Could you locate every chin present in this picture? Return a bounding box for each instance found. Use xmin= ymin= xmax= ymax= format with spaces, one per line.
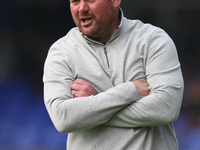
xmin=81 ymin=27 xmax=96 ymax=36
xmin=82 ymin=31 xmax=93 ymax=37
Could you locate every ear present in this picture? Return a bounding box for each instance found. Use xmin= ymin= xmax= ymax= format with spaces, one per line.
xmin=112 ymin=0 xmax=121 ymax=8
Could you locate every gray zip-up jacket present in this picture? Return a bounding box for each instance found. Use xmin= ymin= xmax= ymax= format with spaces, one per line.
xmin=43 ymin=10 xmax=184 ymax=150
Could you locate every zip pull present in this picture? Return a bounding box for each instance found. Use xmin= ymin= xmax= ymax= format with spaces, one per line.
xmin=103 ymin=46 xmax=110 ymax=68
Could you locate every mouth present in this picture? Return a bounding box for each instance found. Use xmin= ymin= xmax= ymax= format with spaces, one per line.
xmin=80 ymin=17 xmax=93 ymax=26
xmin=82 ymin=18 xmax=92 ymax=22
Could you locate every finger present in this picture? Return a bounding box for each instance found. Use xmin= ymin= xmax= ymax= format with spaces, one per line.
xmin=71 ymin=90 xmax=76 ymax=97
xmin=88 ymin=90 xmax=94 ymax=96
xmin=92 ymin=89 xmax=98 ymax=95
xmin=73 ymin=90 xmax=80 ymax=98
xmin=89 ymin=89 xmax=98 ymax=95
xmin=71 ymin=82 xmax=81 ymax=91
xmin=74 ymin=78 xmax=88 ymax=85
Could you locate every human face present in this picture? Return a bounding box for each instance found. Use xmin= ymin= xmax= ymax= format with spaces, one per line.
xmin=70 ymin=0 xmax=121 ymax=43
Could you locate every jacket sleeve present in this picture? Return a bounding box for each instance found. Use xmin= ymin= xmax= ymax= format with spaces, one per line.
xmin=43 ymin=41 xmax=139 ymax=133
xmin=105 ymin=29 xmax=184 ymax=128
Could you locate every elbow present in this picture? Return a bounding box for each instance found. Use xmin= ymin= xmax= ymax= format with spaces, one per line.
xmin=157 ymin=83 xmax=183 ymax=125
xmin=54 ymin=121 xmax=72 ymax=133
xmin=159 ymin=103 xmax=181 ymax=125
xmin=45 ymin=99 xmax=76 ymax=133
xmin=46 ymin=108 xmax=75 ymax=133
xmin=165 ymin=109 xmax=180 ymax=124
xmin=165 ymin=88 xmax=183 ymax=124
xmin=51 ymin=114 xmax=76 ymax=133
xmin=169 ymin=101 xmax=182 ymax=123
xmin=153 ymin=109 xmax=179 ymax=126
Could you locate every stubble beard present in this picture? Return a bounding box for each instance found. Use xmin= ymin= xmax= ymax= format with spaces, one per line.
xmin=79 ymin=21 xmax=103 ymax=40
xmin=81 ymin=17 xmax=115 ymax=43
xmin=74 ymin=7 xmax=118 ymax=43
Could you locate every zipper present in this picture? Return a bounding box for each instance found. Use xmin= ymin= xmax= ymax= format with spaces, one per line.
xmin=103 ymin=46 xmax=110 ymax=68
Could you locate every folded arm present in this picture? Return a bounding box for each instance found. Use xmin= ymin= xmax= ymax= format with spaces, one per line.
xmin=71 ymin=79 xmax=149 ymax=99
xmin=105 ymin=29 xmax=184 ymax=128
xmin=73 ymin=29 xmax=184 ymax=128
xmin=43 ymin=44 xmax=140 ymax=133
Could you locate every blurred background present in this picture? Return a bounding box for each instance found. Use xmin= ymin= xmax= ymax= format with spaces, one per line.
xmin=0 ymin=0 xmax=199 ymax=149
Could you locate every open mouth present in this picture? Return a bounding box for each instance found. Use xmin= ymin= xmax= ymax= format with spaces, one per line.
xmin=81 ymin=18 xmax=92 ymax=23
xmin=79 ymin=16 xmax=93 ymax=27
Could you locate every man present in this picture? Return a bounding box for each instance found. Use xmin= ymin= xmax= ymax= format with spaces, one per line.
xmin=43 ymin=0 xmax=184 ymax=149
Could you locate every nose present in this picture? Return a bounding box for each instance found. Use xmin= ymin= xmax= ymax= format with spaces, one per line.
xmin=79 ymin=1 xmax=89 ymax=13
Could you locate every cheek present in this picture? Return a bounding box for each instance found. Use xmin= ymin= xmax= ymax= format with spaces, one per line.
xmin=96 ymin=4 xmax=112 ymax=18
xmin=98 ymin=9 xmax=112 ymax=23
xmin=70 ymin=6 xmax=78 ymax=18
xmin=70 ymin=7 xmax=79 ymax=24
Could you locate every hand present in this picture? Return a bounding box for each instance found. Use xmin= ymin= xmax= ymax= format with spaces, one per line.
xmin=71 ymin=78 xmax=98 ymax=98
xmin=133 ymin=80 xmax=150 ymax=99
